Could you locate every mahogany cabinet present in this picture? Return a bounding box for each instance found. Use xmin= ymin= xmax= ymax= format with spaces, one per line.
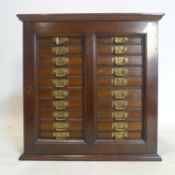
xmin=17 ymin=13 xmax=163 ymax=161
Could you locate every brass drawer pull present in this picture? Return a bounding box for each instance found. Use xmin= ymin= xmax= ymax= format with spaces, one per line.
xmin=53 ymin=122 xmax=69 ymax=131
xmin=112 ymin=57 xmax=128 ymax=65
xmin=112 ymin=78 xmax=128 ymax=86
xmin=53 ymin=132 xmax=69 ymax=139
xmin=112 ymin=132 xmax=128 ymax=139
xmin=53 ymin=57 xmax=69 ymax=66
xmin=53 ymin=111 xmax=69 ymax=120
xmin=52 ymin=79 xmax=69 ymax=88
xmin=112 ymin=123 xmax=128 ymax=131
xmin=53 ymin=101 xmax=69 ymax=110
xmin=112 ymin=37 xmax=128 ymax=43
xmin=112 ymin=111 xmax=128 ymax=120
xmin=52 ymin=90 xmax=69 ymax=99
xmin=112 ymin=90 xmax=128 ymax=99
xmin=53 ymin=37 xmax=69 ymax=45
xmin=111 ymin=46 xmax=128 ymax=54
xmin=52 ymin=47 xmax=69 ymax=55
xmin=112 ymin=101 xmax=128 ymax=110
xmin=53 ymin=68 xmax=69 ymax=77
xmin=112 ymin=68 xmax=128 ymax=77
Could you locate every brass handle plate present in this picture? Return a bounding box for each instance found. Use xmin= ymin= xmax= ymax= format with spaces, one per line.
xmin=53 ymin=68 xmax=69 ymax=77
xmin=53 ymin=132 xmax=70 ymax=139
xmin=53 ymin=101 xmax=69 ymax=110
xmin=112 ymin=78 xmax=128 ymax=86
xmin=112 ymin=123 xmax=128 ymax=131
xmin=53 ymin=122 xmax=69 ymax=131
xmin=112 ymin=68 xmax=128 ymax=76
xmin=111 ymin=46 xmax=128 ymax=54
xmin=52 ymin=90 xmax=69 ymax=99
xmin=52 ymin=79 xmax=69 ymax=88
xmin=112 ymin=37 xmax=128 ymax=43
xmin=112 ymin=111 xmax=128 ymax=120
xmin=53 ymin=111 xmax=69 ymax=120
xmin=112 ymin=101 xmax=128 ymax=110
xmin=53 ymin=37 xmax=69 ymax=45
xmin=53 ymin=57 xmax=69 ymax=66
xmin=112 ymin=90 xmax=128 ymax=99
xmin=112 ymin=132 xmax=128 ymax=139
xmin=52 ymin=47 xmax=69 ymax=55
xmin=112 ymin=57 xmax=128 ymax=65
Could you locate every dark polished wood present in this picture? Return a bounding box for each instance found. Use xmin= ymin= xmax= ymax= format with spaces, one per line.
xmin=17 ymin=13 xmax=163 ymax=161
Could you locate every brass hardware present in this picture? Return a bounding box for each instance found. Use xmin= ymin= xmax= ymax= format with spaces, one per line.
xmin=112 ymin=101 xmax=128 ymax=110
xmin=112 ymin=46 xmax=128 ymax=54
xmin=53 ymin=57 xmax=69 ymax=66
xmin=112 ymin=37 xmax=128 ymax=43
xmin=53 ymin=111 xmax=69 ymax=120
xmin=53 ymin=37 xmax=69 ymax=45
xmin=53 ymin=101 xmax=69 ymax=110
xmin=112 ymin=57 xmax=128 ymax=65
xmin=52 ymin=79 xmax=69 ymax=88
xmin=112 ymin=123 xmax=128 ymax=131
xmin=53 ymin=132 xmax=69 ymax=139
xmin=112 ymin=132 xmax=128 ymax=139
xmin=112 ymin=90 xmax=128 ymax=99
xmin=53 ymin=122 xmax=69 ymax=131
xmin=112 ymin=78 xmax=128 ymax=86
xmin=53 ymin=68 xmax=69 ymax=77
xmin=52 ymin=47 xmax=69 ymax=55
xmin=52 ymin=90 xmax=69 ymax=99
xmin=112 ymin=68 xmax=128 ymax=77
xmin=112 ymin=111 xmax=128 ymax=120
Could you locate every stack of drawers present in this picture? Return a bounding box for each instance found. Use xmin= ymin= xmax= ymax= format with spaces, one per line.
xmin=96 ymin=35 xmax=143 ymax=140
xmin=38 ymin=36 xmax=84 ymax=140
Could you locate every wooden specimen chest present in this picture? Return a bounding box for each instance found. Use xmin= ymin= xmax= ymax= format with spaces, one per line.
xmin=17 ymin=13 xmax=163 ymax=161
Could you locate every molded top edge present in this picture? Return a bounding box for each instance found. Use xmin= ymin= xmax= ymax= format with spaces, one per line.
xmin=17 ymin=13 xmax=164 ymax=22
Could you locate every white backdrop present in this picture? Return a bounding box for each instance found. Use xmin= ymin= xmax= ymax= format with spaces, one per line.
xmin=0 ymin=0 xmax=175 ymax=175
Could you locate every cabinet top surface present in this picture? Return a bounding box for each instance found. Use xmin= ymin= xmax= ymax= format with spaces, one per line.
xmin=17 ymin=13 xmax=164 ymax=22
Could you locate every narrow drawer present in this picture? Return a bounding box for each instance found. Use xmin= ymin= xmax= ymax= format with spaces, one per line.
xmin=40 ymin=131 xmax=83 ymax=139
xmin=98 ymin=55 xmax=142 ymax=66
xmin=98 ymin=100 xmax=142 ymax=110
xmin=39 ymin=89 xmax=82 ymax=99
xmin=39 ymin=79 xmax=82 ymax=88
xmin=97 ymin=110 xmax=142 ymax=121
xmin=97 ymin=67 xmax=141 ymax=77
xmin=97 ymin=131 xmax=142 ymax=139
xmin=97 ymin=122 xmax=142 ymax=131
xmin=97 ymin=89 xmax=142 ymax=99
xmin=98 ymin=77 xmax=142 ymax=87
xmin=40 ymin=121 xmax=82 ymax=131
xmin=98 ymin=45 xmax=142 ymax=55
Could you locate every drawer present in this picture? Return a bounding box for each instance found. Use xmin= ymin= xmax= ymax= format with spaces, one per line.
xmin=97 ymin=67 xmax=141 ymax=77
xmin=39 ymin=100 xmax=82 ymax=109
xmin=39 ymin=79 xmax=82 ymax=88
xmin=97 ymin=110 xmax=142 ymax=121
xmin=97 ymin=132 xmax=142 ymax=139
xmin=40 ymin=110 xmax=82 ymax=120
xmin=98 ymin=56 xmax=142 ymax=66
xmin=39 ymin=56 xmax=82 ymax=66
xmin=38 ymin=46 xmax=82 ymax=55
xmin=98 ymin=45 xmax=142 ymax=55
xmin=39 ymin=67 xmax=82 ymax=78
xmin=97 ymin=89 xmax=142 ymax=99
xmin=97 ymin=36 xmax=142 ymax=45
xmin=97 ymin=122 xmax=142 ymax=131
xmin=38 ymin=36 xmax=82 ymax=46
xmin=39 ymin=89 xmax=82 ymax=99
xmin=98 ymin=77 xmax=142 ymax=87
xmin=40 ymin=121 xmax=82 ymax=131
xmin=98 ymin=100 xmax=142 ymax=110
xmin=40 ymin=131 xmax=83 ymax=139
